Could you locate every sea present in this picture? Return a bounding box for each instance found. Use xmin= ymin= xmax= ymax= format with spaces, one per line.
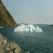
xmin=0 ymin=25 xmax=53 ymax=53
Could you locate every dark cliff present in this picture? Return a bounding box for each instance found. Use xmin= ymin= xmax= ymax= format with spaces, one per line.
xmin=0 ymin=0 xmax=17 ymax=27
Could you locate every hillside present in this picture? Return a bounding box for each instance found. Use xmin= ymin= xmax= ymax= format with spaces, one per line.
xmin=0 ymin=0 xmax=17 ymax=27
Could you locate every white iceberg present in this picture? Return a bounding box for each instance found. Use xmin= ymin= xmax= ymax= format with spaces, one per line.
xmin=14 ymin=24 xmax=43 ymax=32
xmin=15 ymin=24 xmax=29 ymax=32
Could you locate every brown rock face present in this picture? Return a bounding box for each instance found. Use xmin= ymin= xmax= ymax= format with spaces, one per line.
xmin=0 ymin=33 xmax=22 ymax=53
xmin=0 ymin=0 xmax=17 ymax=27
xmin=6 ymin=42 xmax=21 ymax=53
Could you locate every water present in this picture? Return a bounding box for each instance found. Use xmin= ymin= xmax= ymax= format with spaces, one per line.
xmin=0 ymin=25 xmax=53 ymax=53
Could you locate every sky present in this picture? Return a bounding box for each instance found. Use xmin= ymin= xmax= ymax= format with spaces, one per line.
xmin=2 ymin=0 xmax=53 ymax=24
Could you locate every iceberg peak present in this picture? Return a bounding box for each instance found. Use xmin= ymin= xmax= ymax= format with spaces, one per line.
xmin=14 ymin=24 xmax=43 ymax=32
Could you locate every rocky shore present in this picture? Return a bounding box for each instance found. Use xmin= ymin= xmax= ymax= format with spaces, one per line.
xmin=0 ymin=33 xmax=21 ymax=53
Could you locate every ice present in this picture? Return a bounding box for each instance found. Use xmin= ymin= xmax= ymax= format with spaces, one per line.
xmin=14 ymin=24 xmax=43 ymax=32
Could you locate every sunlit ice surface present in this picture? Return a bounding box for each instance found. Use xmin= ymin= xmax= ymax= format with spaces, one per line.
xmin=14 ymin=24 xmax=43 ymax=33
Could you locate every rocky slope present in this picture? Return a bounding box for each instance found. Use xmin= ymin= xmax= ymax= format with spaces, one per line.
xmin=0 ymin=33 xmax=21 ymax=53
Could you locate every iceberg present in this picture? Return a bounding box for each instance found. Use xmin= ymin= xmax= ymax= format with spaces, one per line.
xmin=14 ymin=24 xmax=43 ymax=32
xmin=15 ymin=24 xmax=29 ymax=32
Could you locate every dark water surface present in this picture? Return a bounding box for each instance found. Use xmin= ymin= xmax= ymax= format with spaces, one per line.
xmin=0 ymin=26 xmax=53 ymax=53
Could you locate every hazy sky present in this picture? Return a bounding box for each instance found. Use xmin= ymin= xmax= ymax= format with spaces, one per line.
xmin=2 ymin=0 xmax=53 ymax=24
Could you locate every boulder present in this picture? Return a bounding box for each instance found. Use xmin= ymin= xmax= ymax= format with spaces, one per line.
xmin=5 ymin=42 xmax=21 ymax=53
xmin=0 ymin=33 xmax=22 ymax=53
